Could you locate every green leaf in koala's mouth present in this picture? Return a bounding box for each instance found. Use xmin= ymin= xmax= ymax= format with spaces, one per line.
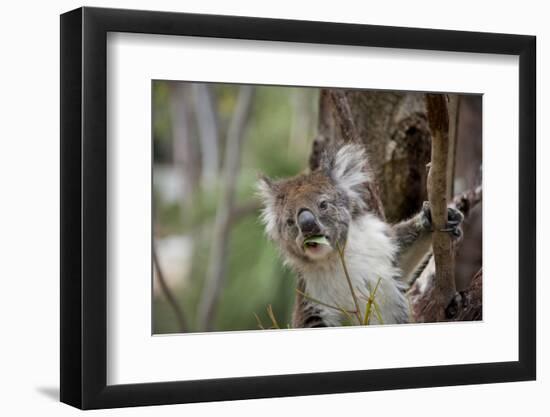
xmin=303 ymin=235 xmax=330 ymax=248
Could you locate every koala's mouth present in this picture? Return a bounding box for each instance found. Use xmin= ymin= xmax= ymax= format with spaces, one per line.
xmin=302 ymin=235 xmax=331 ymax=251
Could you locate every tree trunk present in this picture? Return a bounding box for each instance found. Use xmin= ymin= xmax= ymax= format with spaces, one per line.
xmin=311 ymin=89 xmax=432 ymax=223
xmin=311 ymin=88 xmax=482 ymax=322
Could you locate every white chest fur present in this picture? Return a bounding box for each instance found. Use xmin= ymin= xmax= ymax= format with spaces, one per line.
xmin=301 ymin=214 xmax=409 ymax=325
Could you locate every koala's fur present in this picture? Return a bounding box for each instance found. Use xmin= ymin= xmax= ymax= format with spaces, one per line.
xmin=257 ymin=143 xmax=462 ymax=328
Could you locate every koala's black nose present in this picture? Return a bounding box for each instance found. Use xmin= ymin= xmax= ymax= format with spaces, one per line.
xmin=298 ymin=209 xmax=320 ymax=235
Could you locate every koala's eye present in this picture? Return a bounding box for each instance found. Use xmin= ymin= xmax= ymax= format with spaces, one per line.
xmin=286 ymin=218 xmax=295 ymax=227
xmin=319 ymin=200 xmax=328 ymax=210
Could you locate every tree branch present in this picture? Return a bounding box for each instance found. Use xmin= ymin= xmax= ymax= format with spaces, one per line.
xmin=152 ymin=240 xmax=188 ymax=332
xmin=170 ymin=83 xmax=200 ymax=199
xmin=191 ymin=83 xmax=220 ymax=190
xmin=447 ymin=95 xmax=460 ymax=199
xmin=425 ymin=93 xmax=456 ymax=320
xmin=197 ymin=86 xmax=255 ymax=331
xmin=408 ymin=183 xmax=482 ymax=322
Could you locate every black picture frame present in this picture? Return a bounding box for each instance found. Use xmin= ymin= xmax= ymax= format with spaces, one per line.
xmin=60 ymin=6 xmax=536 ymax=410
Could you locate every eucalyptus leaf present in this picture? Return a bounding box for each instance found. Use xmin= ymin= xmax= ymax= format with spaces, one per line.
xmin=303 ymin=235 xmax=330 ymax=247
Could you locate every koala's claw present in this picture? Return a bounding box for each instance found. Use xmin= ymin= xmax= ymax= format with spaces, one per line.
xmin=422 ymin=202 xmax=464 ymax=239
xmin=443 ymin=207 xmax=464 ymax=238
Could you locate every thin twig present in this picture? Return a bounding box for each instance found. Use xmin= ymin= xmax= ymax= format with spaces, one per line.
xmin=372 ymin=301 xmax=384 ymax=324
xmin=295 ymin=289 xmax=357 ymax=324
xmin=336 ymin=242 xmax=363 ymax=323
xmin=254 ymin=306 xmax=288 ymax=330
xmin=295 ymin=289 xmax=355 ymax=314
xmin=363 ymin=278 xmax=382 ymax=325
xmin=266 ymin=305 xmax=281 ymax=329
xmin=253 ymin=312 xmax=265 ymax=330
xmin=152 ymin=240 xmax=188 ymax=332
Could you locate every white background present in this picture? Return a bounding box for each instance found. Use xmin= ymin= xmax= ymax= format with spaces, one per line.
xmin=0 ymin=0 xmax=545 ymax=415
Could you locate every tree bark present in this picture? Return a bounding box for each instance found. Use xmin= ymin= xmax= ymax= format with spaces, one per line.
xmin=311 ymin=89 xmax=482 ymax=322
xmin=311 ymin=89 xmax=432 ymax=223
xmin=447 ymin=95 xmax=460 ymax=199
xmin=423 ymin=93 xmax=456 ymax=320
xmin=408 ymin=186 xmax=482 ymax=322
xmin=453 ymin=269 xmax=482 ymax=321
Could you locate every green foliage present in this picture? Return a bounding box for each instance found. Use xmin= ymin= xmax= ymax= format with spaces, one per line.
xmin=243 ymin=86 xmax=306 ymax=177
xmin=215 ymin=217 xmax=295 ymax=331
xmin=152 ymin=82 xmax=315 ymax=333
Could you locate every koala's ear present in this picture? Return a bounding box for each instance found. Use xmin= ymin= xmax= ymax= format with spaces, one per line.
xmin=321 ymin=144 xmax=370 ymax=201
xmin=256 ymin=174 xmax=277 ymax=204
xmin=256 ymin=174 xmax=279 ymax=239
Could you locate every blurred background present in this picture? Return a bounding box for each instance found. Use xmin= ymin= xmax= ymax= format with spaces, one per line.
xmin=152 ymin=81 xmax=482 ymax=334
xmin=153 ymin=81 xmax=319 ymax=333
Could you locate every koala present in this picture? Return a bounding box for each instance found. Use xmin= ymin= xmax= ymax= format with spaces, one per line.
xmin=257 ymin=143 xmax=463 ymax=328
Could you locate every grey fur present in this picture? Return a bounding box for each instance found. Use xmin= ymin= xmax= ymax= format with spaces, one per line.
xmin=258 ymin=144 xmax=464 ymax=328
xmin=392 ymin=201 xmax=464 ymax=283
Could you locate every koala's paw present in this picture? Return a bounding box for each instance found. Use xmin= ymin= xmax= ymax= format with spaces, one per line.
xmin=421 ymin=201 xmax=464 ymax=239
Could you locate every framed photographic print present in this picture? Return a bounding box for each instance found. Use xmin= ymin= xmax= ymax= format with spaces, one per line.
xmin=60 ymin=6 xmax=536 ymax=409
